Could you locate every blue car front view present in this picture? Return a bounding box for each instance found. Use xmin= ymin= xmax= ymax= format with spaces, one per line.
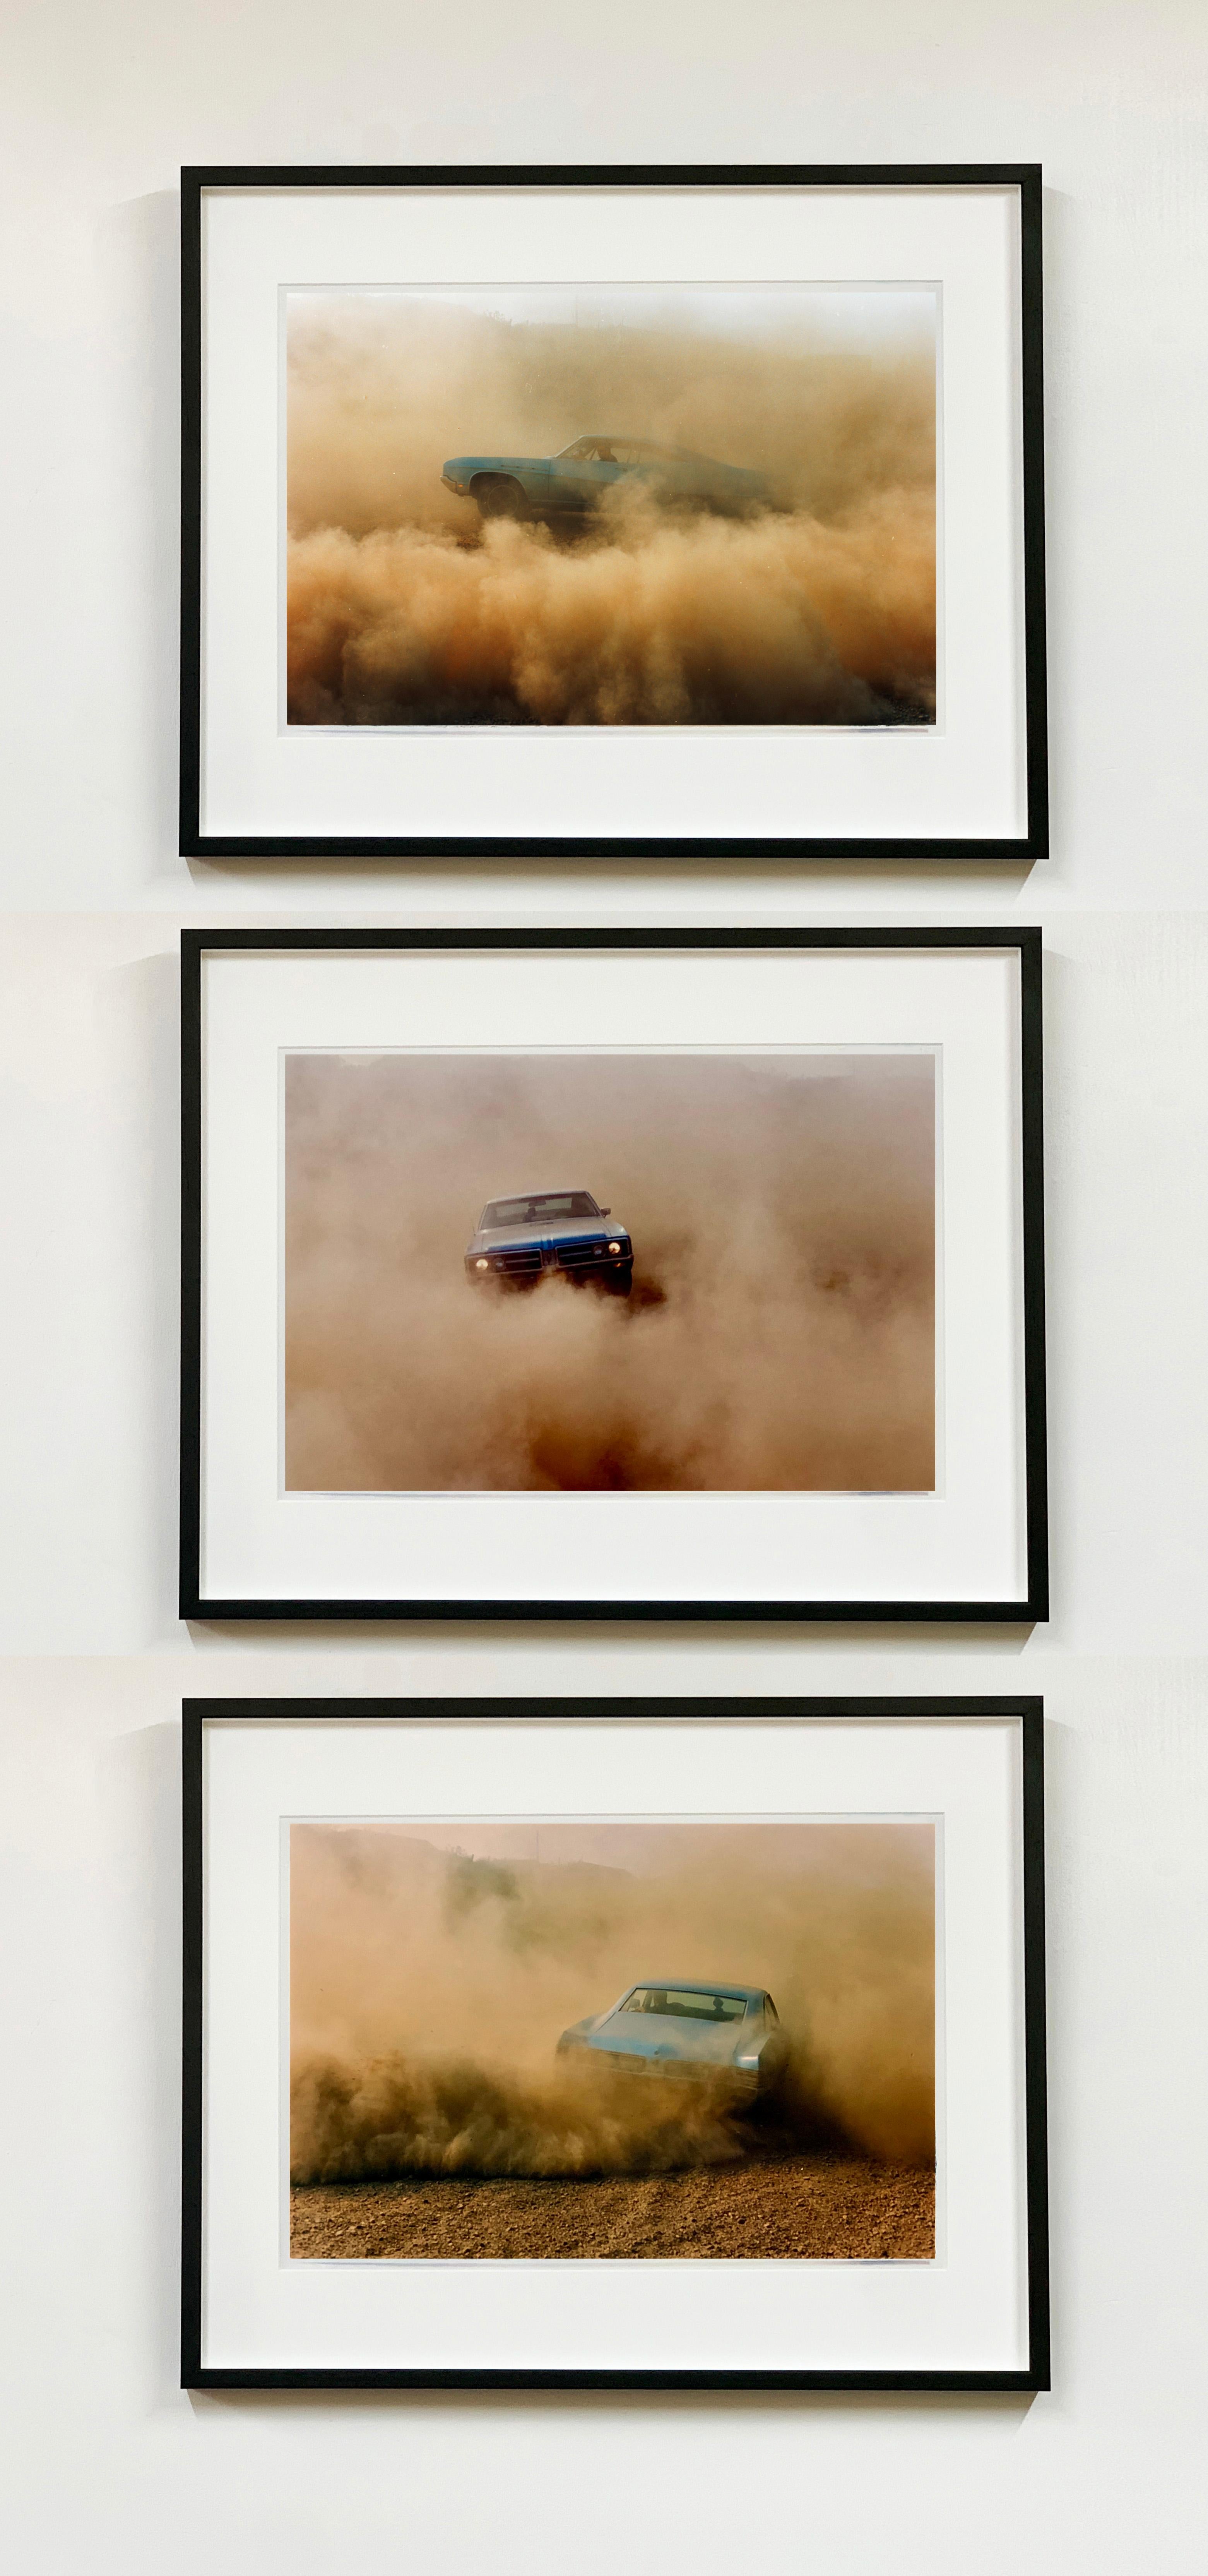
xmin=464 ymin=1189 xmax=633 ymax=1296
xmin=557 ymin=1981 xmax=789 ymax=2098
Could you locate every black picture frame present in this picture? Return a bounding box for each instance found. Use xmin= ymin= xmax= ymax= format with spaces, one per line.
xmin=181 ymin=1692 xmax=1050 ymax=2393
xmin=180 ymin=163 xmax=1048 ymax=863
xmin=180 ymin=924 xmax=1048 ymax=1626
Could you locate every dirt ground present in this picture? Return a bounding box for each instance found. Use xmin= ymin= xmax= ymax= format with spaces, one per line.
xmin=290 ymin=2144 xmax=934 ymax=2262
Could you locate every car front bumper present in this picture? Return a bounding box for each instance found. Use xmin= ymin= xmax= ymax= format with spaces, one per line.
xmin=466 ymin=1246 xmax=632 ymax=1284
xmin=577 ymin=2046 xmax=759 ymax=2093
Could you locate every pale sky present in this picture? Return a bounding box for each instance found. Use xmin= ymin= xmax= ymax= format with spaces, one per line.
xmin=298 ymin=1817 xmax=936 ymax=1875
xmin=289 ymin=282 xmax=937 ymax=356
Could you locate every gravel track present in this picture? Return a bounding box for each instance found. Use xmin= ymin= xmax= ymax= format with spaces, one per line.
xmin=291 ymin=2146 xmax=934 ymax=2262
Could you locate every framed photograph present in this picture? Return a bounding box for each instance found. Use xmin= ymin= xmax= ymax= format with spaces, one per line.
xmin=180 ymin=927 xmax=1047 ymax=1624
xmin=181 ymin=1693 xmax=1049 ymax=2391
xmin=180 ymin=164 xmax=1047 ymax=861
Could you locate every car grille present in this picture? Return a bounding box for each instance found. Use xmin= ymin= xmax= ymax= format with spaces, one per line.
xmin=556 ymin=1241 xmax=615 ymax=1270
xmin=597 ymin=2050 xmax=707 ymax=2081
xmin=601 ymin=2045 xmax=757 ymax=2085
xmin=488 ymin=1247 xmax=542 ymax=1276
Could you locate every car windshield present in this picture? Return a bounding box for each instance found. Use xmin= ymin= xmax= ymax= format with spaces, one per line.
xmin=619 ymin=1988 xmax=751 ymax=2023
xmin=481 ymin=1193 xmax=600 ymax=1226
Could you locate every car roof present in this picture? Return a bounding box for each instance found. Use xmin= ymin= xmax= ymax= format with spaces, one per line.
xmin=621 ymin=1979 xmax=767 ymax=2002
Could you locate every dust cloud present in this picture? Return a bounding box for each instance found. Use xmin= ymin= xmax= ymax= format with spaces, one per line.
xmin=284 ymin=1049 xmax=935 ymax=1495
xmin=290 ymin=1820 xmax=936 ymax=2184
xmin=286 ymin=294 xmax=936 ymax=725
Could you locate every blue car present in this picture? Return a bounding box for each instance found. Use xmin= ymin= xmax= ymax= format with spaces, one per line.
xmin=556 ymin=1981 xmax=789 ymax=2097
xmin=442 ymin=436 xmax=769 ymax=523
xmin=465 ymin=1189 xmax=633 ymax=1294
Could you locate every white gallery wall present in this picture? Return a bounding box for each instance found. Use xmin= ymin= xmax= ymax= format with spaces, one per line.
xmin=1 ymin=2 xmax=1206 ymax=2568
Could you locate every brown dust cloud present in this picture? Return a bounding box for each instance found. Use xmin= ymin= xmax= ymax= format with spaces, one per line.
xmin=290 ymin=1819 xmax=936 ymax=2193
xmin=286 ymin=291 xmax=936 ymax=727
xmin=284 ymin=1051 xmax=936 ymax=1495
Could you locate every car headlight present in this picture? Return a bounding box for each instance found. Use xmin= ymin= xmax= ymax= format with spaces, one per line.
xmin=474 ymin=1258 xmax=489 ymax=1270
xmin=608 ymin=1240 xmax=623 ymax=1254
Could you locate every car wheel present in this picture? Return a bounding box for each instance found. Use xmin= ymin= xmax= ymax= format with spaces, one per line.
xmin=602 ymin=1265 xmax=633 ymax=1298
xmin=473 ymin=475 xmax=528 ymax=521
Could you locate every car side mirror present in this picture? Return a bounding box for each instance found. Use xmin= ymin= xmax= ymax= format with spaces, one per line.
xmin=600 ymin=1207 xmax=610 ymax=1216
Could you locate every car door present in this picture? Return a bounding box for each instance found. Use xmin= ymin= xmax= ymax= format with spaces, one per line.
xmin=546 ymin=439 xmax=596 ymax=511
xmin=549 ymin=439 xmax=627 ymax=511
xmin=577 ymin=442 xmax=630 ymax=507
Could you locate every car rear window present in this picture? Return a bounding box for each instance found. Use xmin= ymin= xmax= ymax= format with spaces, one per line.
xmin=620 ymin=1988 xmax=751 ymax=2022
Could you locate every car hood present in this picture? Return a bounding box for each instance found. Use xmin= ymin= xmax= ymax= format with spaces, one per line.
xmin=581 ymin=2010 xmax=751 ymax=2067
xmin=444 ymin=455 xmax=549 ymax=478
xmin=470 ymin=1216 xmax=625 ymax=1253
